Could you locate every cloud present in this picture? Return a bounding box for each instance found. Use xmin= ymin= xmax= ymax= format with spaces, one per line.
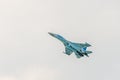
xmin=19 ymin=65 xmax=58 ymax=80
xmin=0 ymin=76 xmax=16 ymax=80
xmin=0 ymin=65 xmax=59 ymax=80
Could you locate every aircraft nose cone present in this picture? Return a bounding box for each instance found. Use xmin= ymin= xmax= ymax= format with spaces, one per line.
xmin=48 ymin=32 xmax=55 ymax=37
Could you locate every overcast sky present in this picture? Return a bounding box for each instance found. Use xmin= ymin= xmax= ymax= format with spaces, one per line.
xmin=0 ymin=0 xmax=120 ymax=80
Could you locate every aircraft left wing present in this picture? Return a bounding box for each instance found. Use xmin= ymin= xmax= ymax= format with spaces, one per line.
xmin=71 ymin=42 xmax=91 ymax=48
xmin=64 ymin=47 xmax=73 ymax=55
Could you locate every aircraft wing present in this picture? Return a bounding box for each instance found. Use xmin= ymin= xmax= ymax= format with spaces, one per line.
xmin=72 ymin=42 xmax=91 ymax=48
xmin=64 ymin=47 xmax=73 ymax=55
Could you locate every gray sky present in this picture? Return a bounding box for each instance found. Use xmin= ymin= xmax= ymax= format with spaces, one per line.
xmin=0 ymin=0 xmax=120 ymax=80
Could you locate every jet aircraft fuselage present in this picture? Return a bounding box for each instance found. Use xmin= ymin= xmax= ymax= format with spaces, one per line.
xmin=48 ymin=32 xmax=92 ymax=58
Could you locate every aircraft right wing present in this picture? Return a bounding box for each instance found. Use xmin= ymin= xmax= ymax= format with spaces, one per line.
xmin=64 ymin=47 xmax=73 ymax=55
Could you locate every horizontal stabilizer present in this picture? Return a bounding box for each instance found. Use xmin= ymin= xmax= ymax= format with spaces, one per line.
xmin=86 ymin=51 xmax=92 ymax=54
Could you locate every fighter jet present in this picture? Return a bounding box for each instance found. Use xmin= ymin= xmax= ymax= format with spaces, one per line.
xmin=48 ymin=32 xmax=92 ymax=58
